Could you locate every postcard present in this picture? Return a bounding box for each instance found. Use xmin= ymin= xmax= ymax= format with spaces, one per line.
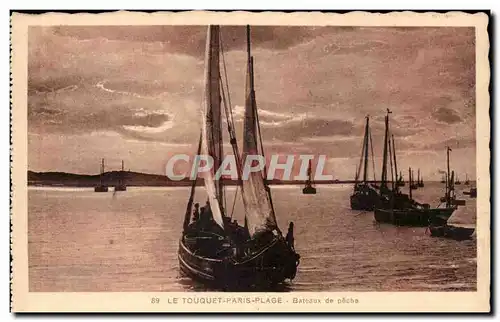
xmin=10 ymin=10 xmax=490 ymax=312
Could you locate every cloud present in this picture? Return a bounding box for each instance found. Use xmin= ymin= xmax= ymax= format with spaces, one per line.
xmin=421 ymin=137 xmax=476 ymax=151
xmin=27 ymin=25 xmax=476 ymax=178
xmin=50 ymin=25 xmax=338 ymax=58
xmin=434 ymin=107 xmax=462 ymax=124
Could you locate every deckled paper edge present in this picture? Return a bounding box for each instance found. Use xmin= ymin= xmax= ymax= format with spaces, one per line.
xmin=10 ymin=10 xmax=491 ymax=313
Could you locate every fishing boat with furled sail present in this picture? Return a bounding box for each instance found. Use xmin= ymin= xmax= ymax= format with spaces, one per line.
xmin=375 ymin=165 xmax=456 ymax=227
xmin=373 ymin=113 xmax=457 ymax=226
xmin=439 ymin=147 xmax=466 ymax=206
xmin=429 ymin=147 xmax=472 ymax=239
xmin=94 ymin=158 xmax=109 ymax=192
xmin=178 ymin=25 xmax=300 ymax=290
xmin=374 ymin=109 xmax=415 ymax=210
xmin=302 ymin=160 xmax=317 ymax=194
xmin=350 ymin=115 xmax=379 ymax=210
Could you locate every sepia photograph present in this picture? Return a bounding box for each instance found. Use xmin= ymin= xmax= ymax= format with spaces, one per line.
xmin=10 ymin=10 xmax=490 ymax=312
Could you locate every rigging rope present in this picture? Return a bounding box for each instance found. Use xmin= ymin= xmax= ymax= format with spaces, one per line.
xmin=355 ymin=132 xmax=366 ymax=183
xmin=219 ymin=33 xmax=244 ymax=219
xmin=388 ymin=137 xmax=395 ymax=191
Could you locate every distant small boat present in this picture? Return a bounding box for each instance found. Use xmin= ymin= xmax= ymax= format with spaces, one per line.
xmin=114 ymin=160 xmax=127 ymax=192
xmin=396 ymin=171 xmax=405 ymax=187
xmin=455 ymin=174 xmax=461 ymax=185
xmin=94 ymin=158 xmax=109 ymax=192
xmin=417 ymin=169 xmax=424 ymax=188
xmin=429 ymin=224 xmax=475 ymax=241
xmin=410 ymin=169 xmax=418 ymax=190
xmin=463 ymin=187 xmax=477 ymax=198
xmin=302 ymin=160 xmax=316 ymax=194
xmin=464 ymin=174 xmax=470 ymax=185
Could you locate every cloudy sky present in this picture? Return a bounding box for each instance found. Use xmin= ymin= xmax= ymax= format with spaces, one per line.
xmin=28 ymin=25 xmax=476 ymax=180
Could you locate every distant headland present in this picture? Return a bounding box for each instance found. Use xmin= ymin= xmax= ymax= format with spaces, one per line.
xmin=28 ymin=170 xmax=360 ymax=187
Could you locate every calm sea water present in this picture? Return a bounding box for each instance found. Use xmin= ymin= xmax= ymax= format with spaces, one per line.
xmin=28 ymin=182 xmax=476 ymax=292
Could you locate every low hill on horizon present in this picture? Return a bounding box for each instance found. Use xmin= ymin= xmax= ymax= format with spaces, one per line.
xmin=27 ymin=170 xmax=358 ymax=187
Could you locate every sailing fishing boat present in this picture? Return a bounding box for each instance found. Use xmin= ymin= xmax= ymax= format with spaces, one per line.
xmin=429 ymin=147 xmax=470 ymax=238
xmin=350 ymin=115 xmax=380 ymax=210
xmin=371 ymin=109 xmax=415 ymax=210
xmin=440 ymin=174 xmax=446 ymax=184
xmin=464 ymin=173 xmax=470 ymax=185
xmin=94 ymin=158 xmax=108 ymax=192
xmin=114 ymin=160 xmax=127 ymax=191
xmin=373 ymin=113 xmax=456 ymax=226
xmin=178 ymin=25 xmax=300 ymax=289
xmin=302 ymin=160 xmax=316 ymax=194
xmin=439 ymin=147 xmax=466 ymax=206
xmin=455 ymin=173 xmax=462 ymax=185
xmin=375 ymin=166 xmax=456 ymax=226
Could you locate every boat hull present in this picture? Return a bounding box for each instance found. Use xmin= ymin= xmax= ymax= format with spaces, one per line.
xmin=429 ymin=225 xmax=475 ymax=241
xmin=114 ymin=185 xmax=127 ymax=191
xmin=464 ymin=188 xmax=477 ymax=198
xmin=374 ymin=207 xmax=455 ymax=227
xmin=178 ymin=235 xmax=299 ymax=290
xmin=350 ymin=193 xmax=378 ymax=211
xmin=350 ymin=184 xmax=381 ymax=211
xmin=302 ymin=186 xmax=316 ymax=194
xmin=94 ymin=185 xmax=108 ymax=192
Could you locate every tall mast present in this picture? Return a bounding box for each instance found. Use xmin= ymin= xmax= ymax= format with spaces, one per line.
xmin=446 ymin=146 xmax=451 ymax=203
xmin=210 ymin=26 xmax=223 ymax=212
xmin=362 ymin=116 xmax=370 ymax=183
xmin=391 ymin=135 xmax=398 ymax=188
xmin=408 ymin=167 xmax=412 ymax=200
xmin=381 ymin=109 xmax=392 ymax=192
xmin=307 ymin=160 xmax=312 ymax=184
xmin=100 ymin=158 xmax=104 ymax=185
xmin=388 ymin=135 xmax=395 ymax=191
xmin=120 ymin=160 xmax=124 ymax=185
xmin=354 ymin=121 xmax=367 ymax=183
